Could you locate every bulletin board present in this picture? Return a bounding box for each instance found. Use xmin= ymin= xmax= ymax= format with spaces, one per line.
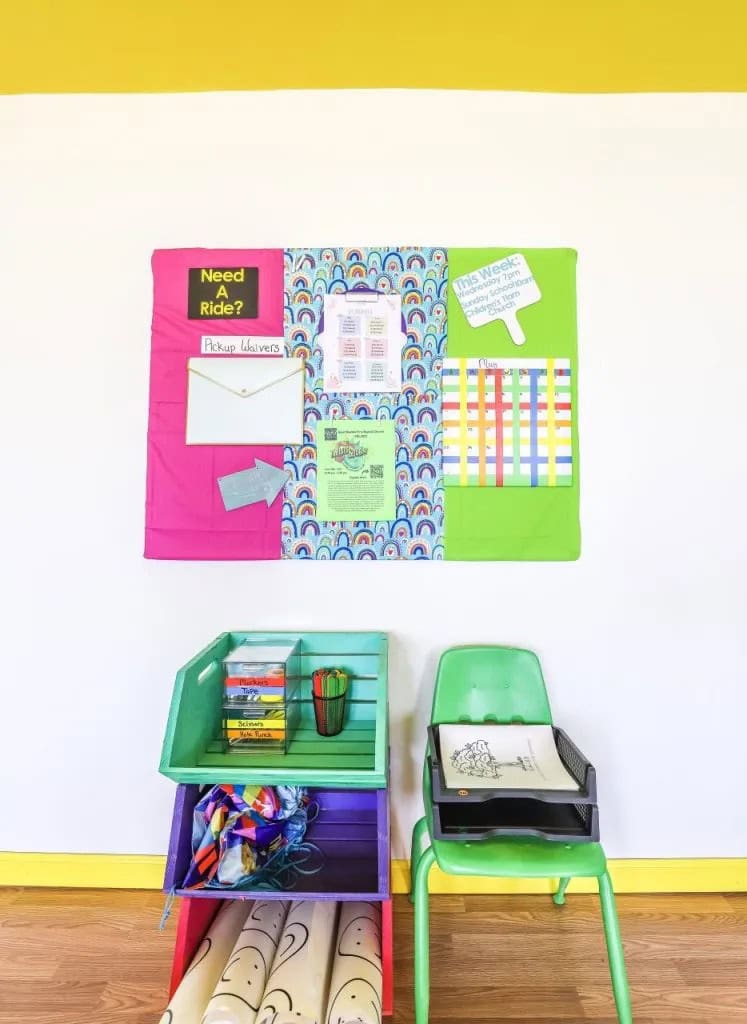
xmin=144 ymin=246 xmax=579 ymax=562
xmin=444 ymin=248 xmax=580 ymax=560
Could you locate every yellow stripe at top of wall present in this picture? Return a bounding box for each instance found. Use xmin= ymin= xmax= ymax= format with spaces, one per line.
xmin=2 ymin=1 xmax=747 ymax=95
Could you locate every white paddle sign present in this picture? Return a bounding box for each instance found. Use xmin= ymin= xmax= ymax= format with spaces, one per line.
xmin=452 ymin=253 xmax=541 ymax=345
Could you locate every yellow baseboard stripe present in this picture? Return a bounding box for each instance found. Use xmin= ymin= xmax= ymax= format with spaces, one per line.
xmin=391 ymin=859 xmax=747 ymax=895
xmin=0 ymin=852 xmax=167 ymax=890
xmin=2 ymin=853 xmax=746 ymax=894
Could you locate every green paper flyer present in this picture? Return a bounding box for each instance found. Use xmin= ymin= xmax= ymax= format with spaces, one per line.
xmin=317 ymin=420 xmax=395 ymax=522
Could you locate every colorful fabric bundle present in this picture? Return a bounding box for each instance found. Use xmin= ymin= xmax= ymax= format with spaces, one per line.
xmin=184 ymin=785 xmax=311 ymax=890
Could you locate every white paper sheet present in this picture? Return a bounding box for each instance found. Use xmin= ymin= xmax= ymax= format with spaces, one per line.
xmin=319 ymin=293 xmax=403 ymax=393
xmin=201 ymin=336 xmax=284 ymax=356
xmin=439 ymin=724 xmax=579 ymax=791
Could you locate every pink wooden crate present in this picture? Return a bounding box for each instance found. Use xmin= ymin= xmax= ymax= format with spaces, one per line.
xmin=168 ymin=895 xmax=394 ymax=1016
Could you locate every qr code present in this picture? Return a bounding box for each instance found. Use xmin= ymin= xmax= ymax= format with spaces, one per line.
xmin=324 ymin=427 xmax=337 ymax=441
xmin=370 ymin=465 xmax=383 ymax=478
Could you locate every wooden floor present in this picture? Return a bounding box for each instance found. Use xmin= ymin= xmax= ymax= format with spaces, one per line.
xmin=1 ymin=888 xmax=746 ymax=1023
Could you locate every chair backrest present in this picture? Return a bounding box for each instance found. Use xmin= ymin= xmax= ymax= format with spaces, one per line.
xmin=431 ymin=645 xmax=553 ymax=725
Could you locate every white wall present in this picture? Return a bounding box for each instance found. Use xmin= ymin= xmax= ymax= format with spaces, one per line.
xmin=1 ymin=90 xmax=746 ymax=860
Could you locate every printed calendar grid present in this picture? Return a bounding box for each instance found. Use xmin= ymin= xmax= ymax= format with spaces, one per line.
xmin=442 ymin=358 xmax=573 ymax=487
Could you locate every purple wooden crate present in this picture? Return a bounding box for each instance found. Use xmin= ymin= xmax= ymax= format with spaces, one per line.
xmin=164 ymin=784 xmax=389 ymax=901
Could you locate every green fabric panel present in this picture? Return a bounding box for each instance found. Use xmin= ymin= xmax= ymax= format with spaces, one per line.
xmin=444 ymin=247 xmax=580 ymax=560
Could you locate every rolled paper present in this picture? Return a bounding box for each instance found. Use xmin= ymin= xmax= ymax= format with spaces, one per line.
xmin=325 ymin=902 xmax=382 ymax=1024
xmin=159 ymin=900 xmax=252 ymax=1024
xmin=267 ymin=1017 xmax=316 ymax=1024
xmin=201 ymin=900 xmax=290 ymax=1024
xmin=268 ymin=1018 xmax=316 ymax=1024
xmin=257 ymin=900 xmax=339 ymax=1024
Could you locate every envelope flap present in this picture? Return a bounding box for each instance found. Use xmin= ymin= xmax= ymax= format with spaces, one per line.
xmin=188 ymin=357 xmax=303 ymax=398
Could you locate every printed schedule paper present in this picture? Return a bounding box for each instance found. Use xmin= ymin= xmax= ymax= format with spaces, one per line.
xmin=320 ymin=292 xmax=404 ymax=392
xmin=439 ymin=723 xmax=580 ymax=790
xmin=316 ymin=420 xmax=395 ymax=522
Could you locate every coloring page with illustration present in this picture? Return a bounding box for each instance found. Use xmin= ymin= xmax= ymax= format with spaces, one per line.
xmin=439 ymin=723 xmax=580 ymax=790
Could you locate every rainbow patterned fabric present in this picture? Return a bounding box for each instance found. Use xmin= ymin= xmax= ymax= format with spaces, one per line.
xmin=282 ymin=248 xmax=447 ymax=559
xmin=442 ymin=358 xmax=573 ymax=487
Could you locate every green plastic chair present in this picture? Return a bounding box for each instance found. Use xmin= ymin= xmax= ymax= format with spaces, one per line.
xmin=410 ymin=646 xmax=632 ymax=1023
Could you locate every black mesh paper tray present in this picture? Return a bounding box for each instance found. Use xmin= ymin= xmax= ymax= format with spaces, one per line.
xmin=427 ymin=724 xmax=596 ymax=804
xmin=432 ymin=795 xmax=599 ymax=843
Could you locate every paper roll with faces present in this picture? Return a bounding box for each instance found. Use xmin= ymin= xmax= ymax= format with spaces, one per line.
xmin=201 ymin=900 xmax=290 ymax=1024
xmin=159 ymin=900 xmax=251 ymax=1024
xmin=256 ymin=900 xmax=339 ymax=1024
xmin=265 ymin=1018 xmax=316 ymax=1024
xmin=325 ymin=902 xmax=382 ymax=1024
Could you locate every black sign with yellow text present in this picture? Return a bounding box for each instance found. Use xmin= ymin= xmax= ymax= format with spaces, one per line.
xmin=187 ymin=266 xmax=258 ymax=318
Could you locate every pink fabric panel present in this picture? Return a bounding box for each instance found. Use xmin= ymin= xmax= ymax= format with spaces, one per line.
xmin=145 ymin=248 xmax=285 ymax=560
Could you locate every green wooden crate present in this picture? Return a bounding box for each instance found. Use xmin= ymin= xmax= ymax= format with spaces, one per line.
xmin=160 ymin=631 xmax=389 ymax=788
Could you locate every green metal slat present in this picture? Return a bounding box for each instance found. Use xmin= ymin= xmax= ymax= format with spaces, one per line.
xmin=289 ymin=721 xmax=375 ymax=732
xmin=288 ymin=741 xmax=375 ymax=756
xmin=198 ymin=753 xmax=374 ymax=769
xmin=205 ymin=729 xmax=376 ymax=758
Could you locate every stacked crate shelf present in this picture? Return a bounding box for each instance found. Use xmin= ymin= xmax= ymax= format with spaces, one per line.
xmin=159 ymin=630 xmax=393 ymax=1014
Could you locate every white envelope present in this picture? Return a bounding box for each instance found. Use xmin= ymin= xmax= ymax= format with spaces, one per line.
xmin=186 ymin=357 xmax=304 ymax=445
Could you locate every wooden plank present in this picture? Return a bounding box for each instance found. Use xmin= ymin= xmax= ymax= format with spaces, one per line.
xmin=4 ymin=891 xmax=747 ymax=1024
xmin=374 ymin=637 xmax=389 ymax=783
xmin=198 ymin=752 xmax=374 ymax=769
xmin=294 ymin=676 xmax=381 ymax=701
xmin=299 ymin=652 xmax=382 ymax=675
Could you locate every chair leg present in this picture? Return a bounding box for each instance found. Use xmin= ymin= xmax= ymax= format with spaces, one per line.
xmin=553 ymin=876 xmax=571 ymax=906
xmin=410 ymin=817 xmax=429 ymax=904
xmin=598 ymin=870 xmax=633 ymax=1023
xmin=413 ymin=845 xmax=436 ymax=1024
